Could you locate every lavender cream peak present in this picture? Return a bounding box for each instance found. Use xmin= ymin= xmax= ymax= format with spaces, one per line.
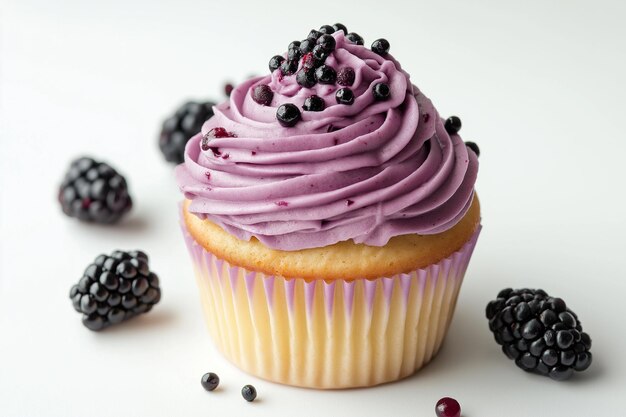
xmin=176 ymin=28 xmax=479 ymax=251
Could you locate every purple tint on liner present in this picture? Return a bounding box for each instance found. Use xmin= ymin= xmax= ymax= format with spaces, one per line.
xmin=228 ymin=265 xmax=239 ymax=291
xmin=324 ymin=280 xmax=336 ymax=316
xmin=382 ymin=278 xmax=394 ymax=305
xmin=399 ymin=273 xmax=412 ymax=306
xmin=343 ymin=280 xmax=356 ymax=317
xmin=304 ymin=281 xmax=316 ymax=317
xmin=285 ymin=279 xmax=296 ymax=312
xmin=364 ymin=280 xmax=378 ymax=312
xmin=215 ymin=259 xmax=224 ymax=283
xmin=245 ymin=271 xmax=256 ymax=298
xmin=263 ymin=276 xmax=275 ymax=307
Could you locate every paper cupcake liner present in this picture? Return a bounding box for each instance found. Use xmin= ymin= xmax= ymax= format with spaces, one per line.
xmin=181 ymin=217 xmax=480 ymax=389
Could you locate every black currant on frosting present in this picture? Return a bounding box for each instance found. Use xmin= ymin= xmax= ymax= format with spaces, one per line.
xmin=311 ymin=44 xmax=329 ymax=62
xmin=276 ymin=103 xmax=301 ymax=127
xmin=241 ymin=385 xmax=257 ymax=402
xmin=307 ymin=29 xmax=322 ymax=41
xmin=252 ymin=84 xmax=274 ymax=106
xmin=315 ymin=65 xmax=337 ymax=84
xmin=371 ymin=38 xmax=390 ymax=56
xmin=268 ymin=55 xmax=285 ymax=72
xmin=302 ymin=95 xmax=325 ymax=112
xmin=319 ymin=24 xmax=335 ymax=34
xmin=201 ymin=372 xmax=220 ymax=392
xmin=444 ymin=116 xmax=462 ymax=134
xmin=287 ymin=45 xmax=302 ymax=62
xmin=299 ymin=38 xmax=315 ymax=55
xmin=288 ymin=40 xmax=301 ymax=50
xmin=337 ymin=67 xmax=355 ymax=86
xmin=372 ymin=82 xmax=391 ymax=101
xmin=316 ymin=34 xmax=336 ymax=53
xmin=336 ymin=88 xmax=355 ymax=105
xmin=296 ymin=67 xmax=317 ymax=88
xmin=346 ymin=32 xmax=364 ymax=45
xmin=280 ymin=59 xmax=298 ymax=76
xmin=465 ymin=141 xmax=480 ymax=157
xmin=333 ymin=23 xmax=348 ymax=34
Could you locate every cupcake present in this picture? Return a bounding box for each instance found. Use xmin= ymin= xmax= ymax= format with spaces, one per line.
xmin=176 ymin=25 xmax=481 ymax=389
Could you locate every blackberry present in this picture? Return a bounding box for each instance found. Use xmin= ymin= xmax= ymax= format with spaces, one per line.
xmin=252 ymin=84 xmax=274 ymax=106
xmin=337 ymin=67 xmax=355 ymax=86
xmin=486 ymin=288 xmax=592 ymax=380
xmin=58 ymin=157 xmax=132 ymax=224
xmin=69 ymin=250 xmax=161 ymax=330
xmin=159 ymin=101 xmax=215 ymax=163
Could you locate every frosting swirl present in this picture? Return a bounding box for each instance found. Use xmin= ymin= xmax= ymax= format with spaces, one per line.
xmin=176 ymin=32 xmax=478 ymax=251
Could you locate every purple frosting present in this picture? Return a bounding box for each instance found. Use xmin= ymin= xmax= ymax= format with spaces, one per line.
xmin=176 ymin=32 xmax=478 ymax=251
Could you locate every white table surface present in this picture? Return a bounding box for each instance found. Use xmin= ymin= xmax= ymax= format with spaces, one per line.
xmin=1 ymin=0 xmax=625 ymax=416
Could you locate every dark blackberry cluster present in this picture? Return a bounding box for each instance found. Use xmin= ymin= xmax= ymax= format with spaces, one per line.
xmin=486 ymin=288 xmax=592 ymax=381
xmin=58 ymin=157 xmax=132 ymax=224
xmin=70 ymin=250 xmax=161 ymax=331
xmin=267 ymin=24 xmax=392 ymax=127
xmin=159 ymin=101 xmax=215 ymax=164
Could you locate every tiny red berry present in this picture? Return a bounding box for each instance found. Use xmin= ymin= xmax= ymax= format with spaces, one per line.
xmin=436 ymin=397 xmax=461 ymax=417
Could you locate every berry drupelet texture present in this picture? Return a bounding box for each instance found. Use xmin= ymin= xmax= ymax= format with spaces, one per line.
xmin=159 ymin=101 xmax=215 ymax=164
xmin=69 ymin=250 xmax=161 ymax=330
xmin=337 ymin=67 xmax=355 ymax=86
xmin=59 ymin=157 xmax=132 ymax=224
xmin=252 ymin=84 xmax=274 ymax=106
xmin=486 ymin=288 xmax=592 ymax=380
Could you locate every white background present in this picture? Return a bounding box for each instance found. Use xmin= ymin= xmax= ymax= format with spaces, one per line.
xmin=1 ymin=0 xmax=625 ymax=416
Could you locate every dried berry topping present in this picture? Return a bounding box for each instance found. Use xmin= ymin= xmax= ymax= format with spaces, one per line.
xmin=444 ymin=116 xmax=462 ymax=134
xmin=335 ymin=88 xmax=355 ymax=105
xmin=252 ymin=84 xmax=274 ymax=106
xmin=302 ymin=95 xmax=325 ymax=112
xmin=276 ymin=103 xmax=301 ymax=127
xmin=268 ymin=55 xmax=285 ymax=72
xmin=371 ymin=38 xmax=390 ymax=56
xmin=337 ymin=67 xmax=356 ymax=86
xmin=315 ymin=65 xmax=337 ymax=84
xmin=372 ymin=82 xmax=391 ymax=101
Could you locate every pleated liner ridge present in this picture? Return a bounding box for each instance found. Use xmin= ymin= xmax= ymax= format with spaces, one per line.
xmin=181 ymin=218 xmax=481 ymax=389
